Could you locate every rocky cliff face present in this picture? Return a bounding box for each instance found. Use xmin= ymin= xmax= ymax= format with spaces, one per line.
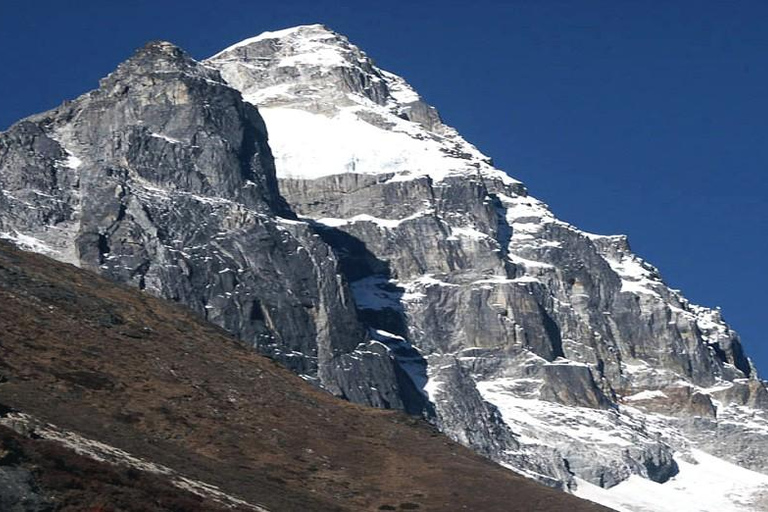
xmin=0 ymin=40 xmax=412 ymax=408
xmin=207 ymin=25 xmax=768 ymax=510
xmin=2 ymin=24 xmax=767 ymax=512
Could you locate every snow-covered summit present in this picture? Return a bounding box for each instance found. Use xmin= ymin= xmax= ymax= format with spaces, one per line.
xmin=208 ymin=24 xmax=420 ymax=111
xmin=211 ymin=24 xmax=334 ymax=55
xmin=206 ymin=25 xmax=520 ymax=186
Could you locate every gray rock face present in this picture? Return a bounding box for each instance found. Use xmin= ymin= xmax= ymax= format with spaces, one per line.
xmin=0 ymin=41 xmax=405 ymax=405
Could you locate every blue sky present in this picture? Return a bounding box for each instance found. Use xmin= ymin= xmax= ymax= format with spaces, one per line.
xmin=2 ymin=1 xmax=766 ymax=371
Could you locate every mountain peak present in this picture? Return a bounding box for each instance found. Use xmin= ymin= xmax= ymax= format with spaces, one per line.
xmin=127 ymin=40 xmax=194 ymax=69
xmin=209 ymin=23 xmax=369 ymax=80
xmin=138 ymin=39 xmax=185 ymax=56
xmin=211 ymin=24 xmax=346 ymax=59
xmin=205 ymin=27 xmax=513 ymax=185
xmin=100 ymin=39 xmax=220 ymax=92
xmin=206 ymin=24 xmax=418 ymax=119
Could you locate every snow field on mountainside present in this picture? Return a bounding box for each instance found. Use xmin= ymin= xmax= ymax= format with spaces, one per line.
xmin=575 ymin=449 xmax=768 ymax=512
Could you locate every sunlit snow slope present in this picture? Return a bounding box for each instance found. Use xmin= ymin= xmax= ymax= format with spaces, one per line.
xmin=208 ymin=25 xmax=519 ymax=186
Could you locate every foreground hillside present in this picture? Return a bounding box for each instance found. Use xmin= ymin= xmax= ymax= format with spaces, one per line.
xmin=0 ymin=241 xmax=608 ymax=511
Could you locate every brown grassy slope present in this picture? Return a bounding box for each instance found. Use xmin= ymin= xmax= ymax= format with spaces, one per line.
xmin=0 ymin=241 xmax=610 ymax=512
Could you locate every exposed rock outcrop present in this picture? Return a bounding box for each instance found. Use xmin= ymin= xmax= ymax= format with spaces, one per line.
xmin=0 ymin=40 xmax=401 ymax=405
